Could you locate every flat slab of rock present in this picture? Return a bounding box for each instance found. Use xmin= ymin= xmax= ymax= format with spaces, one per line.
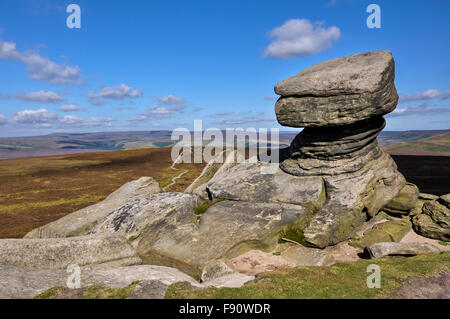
xmin=281 ymin=245 xmax=334 ymax=266
xmin=89 ymin=192 xmax=197 ymax=248
xmin=274 ymin=51 xmax=398 ymax=127
xmin=0 ymin=264 xmax=201 ymax=299
xmin=198 ymin=161 xmax=324 ymax=207
xmin=151 ymin=200 xmax=310 ymax=265
xmin=0 ymin=234 xmax=142 ymax=269
xmin=25 ymin=177 xmax=161 ymax=239
xmin=364 ymin=242 xmax=441 ymax=259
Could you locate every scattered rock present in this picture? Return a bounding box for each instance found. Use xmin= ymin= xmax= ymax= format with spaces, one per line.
xmin=281 ymin=245 xmax=334 ymax=266
xmin=25 ymin=177 xmax=161 ymax=239
xmin=383 ymin=183 xmax=419 ymax=215
xmin=0 ymin=234 xmax=141 ymax=269
xmin=412 ymin=199 xmax=450 ymax=241
xmin=351 ymin=219 xmax=411 ymax=248
xmin=364 ymin=242 xmax=441 ymax=259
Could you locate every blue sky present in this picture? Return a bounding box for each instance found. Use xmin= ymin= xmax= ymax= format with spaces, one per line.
xmin=0 ymin=0 xmax=449 ymax=137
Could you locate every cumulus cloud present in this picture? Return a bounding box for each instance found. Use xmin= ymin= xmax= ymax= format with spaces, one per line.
xmin=12 ymin=108 xmax=114 ymax=128
xmin=17 ymin=90 xmax=63 ymax=103
xmin=129 ymin=103 xmax=188 ymax=122
xmin=0 ymin=114 xmax=7 ymax=125
xmin=14 ymin=108 xmax=58 ymax=124
xmin=264 ymin=19 xmax=341 ymax=59
xmin=88 ymin=84 xmax=143 ymax=102
xmin=60 ymin=115 xmax=83 ymax=125
xmin=157 ymin=94 xmax=185 ymax=105
xmin=399 ymin=89 xmax=450 ymax=103
xmin=388 ymin=103 xmax=450 ymax=117
xmin=0 ymin=39 xmax=82 ymax=85
xmin=59 ymin=104 xmax=86 ymax=112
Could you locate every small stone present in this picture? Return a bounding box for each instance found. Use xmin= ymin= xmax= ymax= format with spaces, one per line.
xmin=364 ymin=242 xmax=440 ymax=259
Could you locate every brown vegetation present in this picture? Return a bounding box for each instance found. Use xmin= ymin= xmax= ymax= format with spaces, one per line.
xmin=0 ymin=148 xmax=204 ymax=238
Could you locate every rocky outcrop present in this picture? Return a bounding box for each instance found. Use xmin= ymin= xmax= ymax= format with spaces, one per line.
xmin=412 ymin=194 xmax=450 ymax=241
xmin=0 ymin=234 xmax=142 ymax=269
xmin=275 ymin=51 xmax=398 ymax=127
xmin=25 ymin=177 xmax=161 ymax=239
xmin=383 ymin=183 xmax=419 ymax=215
xmin=364 ymin=242 xmax=440 ymax=258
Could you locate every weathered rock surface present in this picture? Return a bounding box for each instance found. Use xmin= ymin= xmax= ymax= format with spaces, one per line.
xmin=89 ymin=192 xmax=197 ymax=252
xmin=275 ymin=51 xmax=398 ymax=127
xmin=302 ymin=153 xmax=405 ymax=248
xmin=198 ymin=161 xmax=324 ymax=207
xmin=0 ymin=264 xmax=201 ymax=299
xmin=364 ymin=242 xmax=441 ymax=259
xmin=412 ymin=199 xmax=450 ymax=241
xmin=229 ymin=249 xmax=295 ymax=275
xmin=150 ymin=200 xmax=310 ymax=265
xmin=280 ymin=245 xmax=334 ymax=266
xmin=351 ymin=219 xmax=411 ymax=248
xmin=0 ymin=234 xmax=141 ymax=269
xmin=25 ymin=177 xmax=161 ymax=239
xmin=383 ymin=183 xmax=419 ymax=215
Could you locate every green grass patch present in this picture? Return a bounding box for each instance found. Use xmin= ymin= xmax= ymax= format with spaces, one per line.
xmin=166 ymin=252 xmax=450 ymax=299
xmin=439 ymin=241 xmax=449 ymax=246
xmin=82 ymin=281 xmax=139 ymax=299
xmin=34 ymin=286 xmax=67 ymax=299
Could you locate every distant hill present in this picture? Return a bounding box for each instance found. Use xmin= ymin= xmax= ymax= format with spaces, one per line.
xmin=383 ymin=132 xmax=450 ymax=156
xmin=0 ymin=129 xmax=448 ymax=159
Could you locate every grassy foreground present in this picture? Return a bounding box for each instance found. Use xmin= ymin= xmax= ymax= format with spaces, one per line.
xmin=166 ymin=252 xmax=450 ymax=299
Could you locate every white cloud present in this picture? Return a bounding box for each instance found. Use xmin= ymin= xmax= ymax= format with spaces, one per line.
xmin=88 ymin=84 xmax=143 ymax=102
xmin=0 ymin=39 xmax=82 ymax=85
xmin=60 ymin=115 xmax=83 ymax=125
xmin=389 ymin=103 xmax=450 ymax=117
xmin=399 ymin=89 xmax=450 ymax=103
xmin=13 ymin=108 xmax=58 ymax=124
xmin=264 ymin=19 xmax=341 ymax=59
xmin=0 ymin=114 xmax=7 ymax=125
xmin=157 ymin=94 xmax=185 ymax=105
xmin=264 ymin=96 xmax=276 ymax=101
xmin=59 ymin=104 xmax=86 ymax=112
xmin=215 ymin=111 xmax=234 ymax=116
xmin=17 ymin=90 xmax=63 ymax=103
